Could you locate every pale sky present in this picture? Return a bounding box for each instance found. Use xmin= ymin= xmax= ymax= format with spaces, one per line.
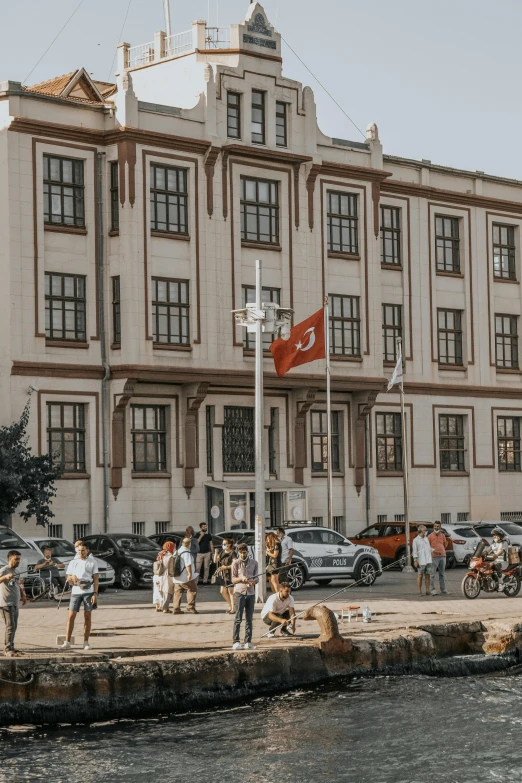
xmin=1 ymin=0 xmax=520 ymax=179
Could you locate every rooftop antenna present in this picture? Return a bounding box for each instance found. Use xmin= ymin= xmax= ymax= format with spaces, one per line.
xmin=163 ymin=0 xmax=172 ymax=39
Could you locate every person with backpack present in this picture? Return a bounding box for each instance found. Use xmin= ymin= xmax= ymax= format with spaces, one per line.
xmin=153 ymin=541 xmax=176 ymax=613
xmin=172 ymin=537 xmax=198 ymax=615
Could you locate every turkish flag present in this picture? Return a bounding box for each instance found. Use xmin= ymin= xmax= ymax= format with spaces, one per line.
xmin=270 ymin=308 xmax=325 ymax=378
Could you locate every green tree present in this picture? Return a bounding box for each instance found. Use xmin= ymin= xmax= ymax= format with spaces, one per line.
xmin=0 ymin=401 xmax=62 ymax=527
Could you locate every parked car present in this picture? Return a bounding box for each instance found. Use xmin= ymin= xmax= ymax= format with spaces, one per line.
xmin=353 ymin=522 xmax=457 ymax=568
xmin=267 ymin=524 xmax=382 ymax=591
xmin=82 ymin=533 xmax=160 ymax=589
xmin=24 ymin=537 xmax=116 ymax=591
xmin=0 ymin=526 xmax=44 ymax=587
xmin=472 ymin=522 xmax=522 ymax=547
xmin=148 ymin=532 xmax=184 ymax=549
xmin=213 ymin=530 xmax=255 ymax=557
xmin=437 ymin=525 xmax=482 ymax=566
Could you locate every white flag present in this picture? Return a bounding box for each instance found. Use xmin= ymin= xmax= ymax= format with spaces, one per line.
xmin=387 ymin=355 xmax=403 ymax=391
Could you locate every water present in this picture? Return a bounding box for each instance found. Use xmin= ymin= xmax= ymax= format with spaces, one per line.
xmin=1 ymin=674 xmax=522 ymax=783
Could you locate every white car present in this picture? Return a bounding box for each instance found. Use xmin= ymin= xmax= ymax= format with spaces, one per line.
xmin=24 ymin=537 xmax=116 ymax=591
xmin=437 ymin=524 xmax=482 ymax=566
xmin=0 ymin=526 xmax=45 ymax=587
xmin=471 ymin=522 xmax=522 ymax=548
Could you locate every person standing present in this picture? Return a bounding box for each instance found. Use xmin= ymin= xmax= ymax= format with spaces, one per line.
xmin=265 ymin=532 xmax=282 ymax=594
xmin=60 ymin=541 xmax=99 ymax=651
xmin=154 ymin=541 xmax=175 ymax=612
xmin=428 ymin=522 xmax=448 ymax=595
xmin=196 ymin=523 xmax=214 ymax=585
xmin=172 ymin=537 xmax=198 ymax=615
xmin=0 ymin=550 xmax=27 ymax=657
xmin=214 ymin=537 xmax=236 ymax=613
xmin=276 ymin=527 xmax=294 ymax=579
xmin=231 ymin=543 xmax=259 ymax=650
xmin=412 ymin=526 xmax=432 ymax=597
xmin=261 ymin=582 xmax=296 ymax=638
xmin=185 ymin=526 xmax=200 ymax=571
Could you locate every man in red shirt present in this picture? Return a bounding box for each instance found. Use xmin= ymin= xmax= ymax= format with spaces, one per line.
xmin=428 ymin=522 xmax=448 ymax=595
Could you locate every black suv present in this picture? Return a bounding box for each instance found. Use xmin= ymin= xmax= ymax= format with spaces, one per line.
xmin=148 ymin=532 xmax=184 ymax=549
xmin=82 ymin=533 xmax=160 ymax=589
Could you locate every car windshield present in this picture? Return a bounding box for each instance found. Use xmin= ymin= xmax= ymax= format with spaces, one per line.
xmin=453 ymin=528 xmax=479 ymax=539
xmin=0 ymin=528 xmax=29 ymax=549
xmin=113 ymin=535 xmax=160 ymax=552
xmin=35 ymin=539 xmax=75 ymax=557
xmin=499 ymin=524 xmax=522 ymax=536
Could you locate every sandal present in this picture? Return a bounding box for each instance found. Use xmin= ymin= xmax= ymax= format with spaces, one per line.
xmin=5 ymin=650 xmax=22 ymax=657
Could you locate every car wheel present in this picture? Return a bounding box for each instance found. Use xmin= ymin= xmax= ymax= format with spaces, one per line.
xmin=286 ymin=563 xmax=305 ymax=591
xmin=446 ymin=554 xmax=456 ymax=569
xmin=355 ymin=559 xmax=378 ymax=586
xmin=119 ymin=566 xmax=137 ymax=590
xmin=314 ymin=579 xmax=332 ymax=586
xmin=395 ymin=548 xmax=406 ymax=569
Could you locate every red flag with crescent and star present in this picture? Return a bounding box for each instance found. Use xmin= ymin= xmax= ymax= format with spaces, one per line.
xmin=270 ymin=308 xmax=325 ymax=378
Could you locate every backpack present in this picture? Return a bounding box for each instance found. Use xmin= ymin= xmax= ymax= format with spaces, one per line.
xmin=172 ymin=551 xmax=185 ymax=578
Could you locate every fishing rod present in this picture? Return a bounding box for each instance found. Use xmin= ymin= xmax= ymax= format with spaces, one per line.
xmin=222 ymin=561 xmax=292 ymax=590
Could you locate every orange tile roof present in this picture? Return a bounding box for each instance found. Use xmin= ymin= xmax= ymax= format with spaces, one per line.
xmin=23 ymin=70 xmax=116 ymax=104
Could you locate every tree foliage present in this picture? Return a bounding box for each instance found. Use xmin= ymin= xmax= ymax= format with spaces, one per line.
xmin=0 ymin=401 xmax=62 ymax=526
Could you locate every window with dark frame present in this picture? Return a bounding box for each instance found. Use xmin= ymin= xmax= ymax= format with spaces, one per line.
xmin=311 ymin=411 xmax=341 ymax=473
xmin=206 ymin=405 xmax=214 ymax=475
xmin=251 ymin=89 xmax=265 ymax=144
xmin=435 ymin=215 xmax=460 ymax=273
xmin=376 ymin=412 xmax=402 ymax=472
xmin=329 ymin=294 xmax=360 ymax=356
xmin=498 ymin=417 xmax=522 ymax=472
xmin=382 ymin=304 xmax=402 ymax=363
xmin=437 ymin=309 xmax=463 ymax=366
xmin=240 ymin=177 xmax=279 ymax=244
xmin=152 ymin=278 xmax=190 ymax=345
xmin=222 ymin=407 xmax=255 ymax=473
xmin=495 ymin=314 xmax=519 ymax=369
xmin=439 ymin=414 xmax=466 ymax=473
xmin=43 ymin=154 xmax=85 ymax=227
xmin=112 ymin=276 xmax=121 ymax=345
xmin=493 ymin=224 xmax=516 ymax=280
xmin=110 ymin=161 xmax=119 ymax=231
xmin=45 ymin=273 xmax=86 ymax=342
xmin=327 ymin=192 xmax=358 ymax=255
xmin=131 ymin=405 xmax=167 ymax=472
xmin=380 ymin=206 xmax=401 ymax=265
xmin=149 ymin=164 xmax=188 ymax=235
xmin=227 ymin=92 xmax=241 ymax=139
xmin=242 ymin=285 xmax=280 ymax=349
xmin=276 ymin=101 xmax=287 ymax=147
xmin=47 ymin=402 xmax=86 ymax=473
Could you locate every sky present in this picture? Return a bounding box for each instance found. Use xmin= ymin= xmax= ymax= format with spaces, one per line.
xmin=0 ymin=0 xmax=520 ymax=179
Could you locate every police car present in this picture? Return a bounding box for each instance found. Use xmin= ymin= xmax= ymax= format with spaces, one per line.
xmin=269 ymin=524 xmax=382 ymax=591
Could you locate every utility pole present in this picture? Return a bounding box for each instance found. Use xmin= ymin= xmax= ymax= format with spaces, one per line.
xmin=163 ymin=0 xmax=172 ymax=39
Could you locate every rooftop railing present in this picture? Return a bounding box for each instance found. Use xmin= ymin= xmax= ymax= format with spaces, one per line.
xmin=128 ymin=41 xmax=155 ymax=69
xmin=121 ymin=22 xmax=234 ymax=70
xmin=166 ymin=29 xmax=193 ymax=58
xmin=204 ymin=27 xmax=231 ymax=49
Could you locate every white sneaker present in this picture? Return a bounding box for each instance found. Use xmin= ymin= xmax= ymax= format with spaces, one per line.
xmin=232 ymin=642 xmax=242 ymax=650
xmin=243 ymin=642 xmax=256 ymax=649
xmin=60 ymin=641 xmax=71 ymax=649
xmin=266 ymin=632 xmax=275 ymax=638
xmin=83 ymin=643 xmax=90 ymax=650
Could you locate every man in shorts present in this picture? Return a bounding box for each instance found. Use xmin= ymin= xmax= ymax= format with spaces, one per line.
xmin=60 ymin=541 xmax=99 ymax=650
xmin=412 ymin=525 xmax=432 ymax=597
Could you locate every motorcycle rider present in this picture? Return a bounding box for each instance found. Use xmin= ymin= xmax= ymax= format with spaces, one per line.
xmin=486 ymin=528 xmax=509 ymax=589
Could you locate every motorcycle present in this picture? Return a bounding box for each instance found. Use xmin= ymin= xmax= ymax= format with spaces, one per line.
xmin=461 ymin=540 xmax=522 ymax=599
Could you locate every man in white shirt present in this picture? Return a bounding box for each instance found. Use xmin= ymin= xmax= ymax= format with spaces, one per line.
xmin=412 ymin=525 xmax=432 ymax=597
xmin=61 ymin=541 xmax=99 ymax=650
xmin=261 ymin=583 xmax=296 ymax=638
xmin=277 ymin=527 xmax=294 ymax=579
xmin=172 ymin=537 xmax=198 ymax=615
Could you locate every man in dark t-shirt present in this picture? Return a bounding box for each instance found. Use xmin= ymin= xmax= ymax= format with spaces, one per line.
xmin=196 ymin=523 xmax=215 ymax=585
xmin=34 ymin=547 xmax=65 ymax=587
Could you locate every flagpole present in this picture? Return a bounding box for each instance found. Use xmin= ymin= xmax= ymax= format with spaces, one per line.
xmin=398 ymin=337 xmax=414 ymax=572
xmin=324 ymin=297 xmax=333 ymax=529
xmin=255 ymin=259 xmax=266 ymax=602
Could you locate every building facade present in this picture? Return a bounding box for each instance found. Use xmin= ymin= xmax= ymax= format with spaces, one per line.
xmin=1 ymin=3 xmax=522 ymax=542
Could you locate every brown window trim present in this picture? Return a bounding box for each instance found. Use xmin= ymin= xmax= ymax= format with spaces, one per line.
xmin=330 ymin=355 xmax=363 ymax=363
xmin=243 ymin=349 xmax=275 ymax=357
xmin=327 ymin=251 xmax=361 ymax=261
xmin=111 ymin=342 xmax=121 ymax=350
xmin=44 ymin=224 xmax=87 ymax=236
xmin=150 ymin=230 xmax=190 ymax=241
xmin=436 ymin=270 xmax=464 ymax=279
xmin=438 ymin=364 xmax=467 ymax=372
xmin=311 ymin=472 xmax=345 ymax=479
xmin=494 ymin=277 xmax=520 ymax=285
xmin=58 ymin=473 xmax=91 ymax=480
xmin=152 ymin=343 xmax=193 ymax=352
xmin=108 ymin=229 xmax=120 ymax=237
xmin=376 ymin=471 xmax=404 ymax=478
xmin=241 ymin=240 xmax=282 ymax=252
xmin=440 ymin=471 xmax=470 ymax=477
xmin=381 ymin=263 xmax=403 ymax=271
xmin=495 ymin=367 xmax=522 ymax=375
xmin=384 ymin=360 xmax=401 ymax=368
xmin=131 ymin=472 xmax=172 ymax=479
xmin=45 ymin=339 xmax=89 ymax=349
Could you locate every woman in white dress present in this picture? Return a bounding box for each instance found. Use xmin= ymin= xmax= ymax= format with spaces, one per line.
xmin=153 ymin=541 xmax=175 ymax=612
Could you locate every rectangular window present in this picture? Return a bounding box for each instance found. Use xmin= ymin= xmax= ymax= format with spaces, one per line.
xmin=380 ymin=206 xmax=401 ymax=265
xmin=132 ymin=522 xmax=146 ymax=536
xmin=110 ymin=161 xmax=119 ymax=231
xmin=268 ymin=407 xmax=278 ymax=475
xmin=332 ymin=516 xmax=343 ymax=533
xmin=48 ymin=524 xmax=63 ymax=538
xmin=251 ymin=89 xmax=265 ymax=144
xmin=440 ymin=513 xmax=452 ymax=524
xmin=498 ymin=417 xmax=521 ymax=472
xmin=382 ymin=304 xmax=402 ymax=362
xmin=240 ymin=177 xmax=279 ymax=244
xmin=150 ymin=164 xmax=188 ymax=235
xmin=112 ymin=276 xmax=121 ymax=345
xmin=227 ymin=92 xmax=241 ymax=139
xmin=501 ymin=511 xmax=522 ymax=521
xmin=312 ymin=516 xmax=324 ymax=525
xmin=131 ymin=405 xmax=167 ymax=472
xmin=493 ymin=224 xmax=516 ymax=280
xmin=376 ymin=412 xmax=402 ymax=472
xmin=276 ymin=101 xmax=287 ymax=147
xmin=155 ymin=521 xmax=170 ymax=535
xmin=456 ymin=512 xmax=470 ymax=522
xmin=206 ymin=405 xmax=214 ymax=475
xmin=329 ymin=294 xmax=360 ymax=356
xmin=242 ymin=285 xmax=280 ymax=349
xmin=394 ymin=514 xmax=405 ymax=522
xmin=439 ymin=414 xmax=466 ymax=472
xmin=495 ymin=314 xmax=519 ymax=369
xmin=327 ymin=192 xmax=358 ymax=255
xmin=47 ymin=402 xmax=86 ymax=473
xmin=376 ymin=514 xmax=388 ymax=524
xmin=435 ymin=215 xmax=460 ymax=273
xmin=311 ymin=410 xmax=341 ymax=472
xmin=43 ymin=154 xmax=85 ymax=227
xmin=437 ymin=309 xmax=463 ymax=366
xmin=152 ymin=278 xmax=190 ymax=345
xmin=222 ymin=406 xmax=255 ymax=473
xmin=73 ymin=523 xmax=90 ymax=541
xmin=45 ymin=273 xmax=86 ymax=342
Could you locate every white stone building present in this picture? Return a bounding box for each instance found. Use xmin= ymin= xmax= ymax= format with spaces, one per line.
xmin=1 ymin=3 xmax=522 ymax=542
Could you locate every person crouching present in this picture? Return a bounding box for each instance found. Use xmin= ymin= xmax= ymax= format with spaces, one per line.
xmin=261 ymin=582 xmax=296 ymax=638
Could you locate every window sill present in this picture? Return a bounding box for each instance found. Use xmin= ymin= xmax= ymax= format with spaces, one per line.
xmin=376 ymin=471 xmax=404 ymax=477
xmin=58 ymin=473 xmax=91 ymax=480
xmin=151 ymin=231 xmax=190 ymax=241
xmin=108 ymin=229 xmax=120 ymax=237
xmin=132 ymin=472 xmax=172 ymax=479
xmin=327 ymin=251 xmax=360 ymax=261
xmin=495 ymin=367 xmax=522 ymax=374
xmin=44 ymin=224 xmax=87 ymax=235
xmin=241 ymin=240 xmax=282 ymax=252
xmin=312 ymin=472 xmax=345 ymax=478
xmin=46 ymin=339 xmax=89 ymax=349
xmin=384 ymin=360 xmax=401 ymax=368
xmin=493 ymin=276 xmax=519 ymax=284
xmin=381 ymin=263 xmax=403 ymax=271
xmin=440 ymin=471 xmax=470 ymax=477
xmin=330 ymin=355 xmax=363 ymax=362
xmin=111 ymin=342 xmax=121 ymax=350
xmin=438 ymin=364 xmax=467 ymax=372
xmin=243 ymin=349 xmax=274 ymax=357
xmin=153 ymin=343 xmax=192 ymax=351
xmin=436 ymin=270 xmax=464 ymax=278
